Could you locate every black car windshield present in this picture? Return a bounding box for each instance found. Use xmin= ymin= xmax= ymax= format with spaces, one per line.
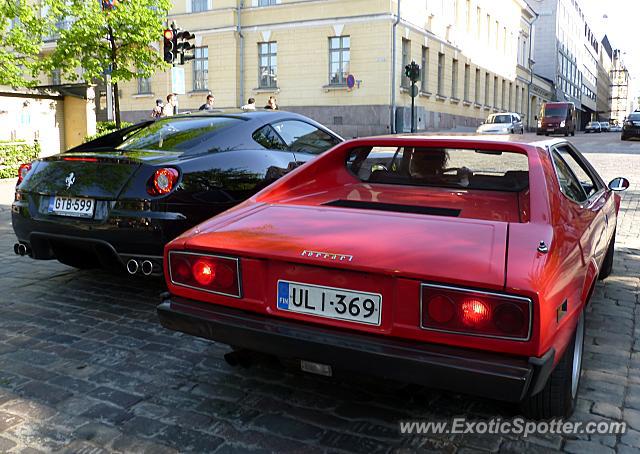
xmin=117 ymin=117 xmax=242 ymax=153
xmin=544 ymin=106 xmax=567 ymax=117
xmin=487 ymin=114 xmax=512 ymax=124
xmin=347 ymin=146 xmax=529 ymax=192
xmin=628 ymin=113 xmax=640 ymax=121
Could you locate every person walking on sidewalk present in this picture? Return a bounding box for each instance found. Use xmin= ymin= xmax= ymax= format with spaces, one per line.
xmin=241 ymin=97 xmax=256 ymax=110
xmin=151 ymin=99 xmax=164 ymax=118
xmin=163 ymin=93 xmax=177 ymax=116
xmin=199 ymin=94 xmax=215 ymax=111
xmin=264 ymin=96 xmax=278 ymax=110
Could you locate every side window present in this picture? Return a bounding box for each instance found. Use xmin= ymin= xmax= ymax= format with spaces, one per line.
xmin=270 ymin=120 xmax=340 ymax=155
xmin=252 ymin=125 xmax=288 ymax=151
xmin=555 ymin=145 xmax=601 ymax=197
xmin=551 ymin=149 xmax=588 ymax=203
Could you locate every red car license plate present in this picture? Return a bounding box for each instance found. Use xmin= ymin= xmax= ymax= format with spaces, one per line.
xmin=276 ymin=280 xmax=382 ymax=326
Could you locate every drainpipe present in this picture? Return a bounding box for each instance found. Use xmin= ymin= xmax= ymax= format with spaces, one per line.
xmin=237 ymin=0 xmax=245 ymax=108
xmin=391 ymin=0 xmax=401 ymax=133
xmin=526 ymin=11 xmax=539 ymax=132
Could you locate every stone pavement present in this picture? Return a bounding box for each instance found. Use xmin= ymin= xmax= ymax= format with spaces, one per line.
xmin=0 ymin=133 xmax=638 ymax=453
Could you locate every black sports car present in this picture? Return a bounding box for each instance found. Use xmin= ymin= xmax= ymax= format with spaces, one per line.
xmin=12 ymin=110 xmax=343 ymax=275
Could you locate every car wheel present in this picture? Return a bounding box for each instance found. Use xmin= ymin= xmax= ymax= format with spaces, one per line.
xmin=621 ymin=135 xmax=627 ymax=141
xmin=521 ymin=310 xmax=585 ymax=419
xmin=598 ymin=229 xmax=616 ymax=280
xmin=544 ymin=133 xmax=549 ymax=136
xmin=564 ymin=131 xmax=569 ymax=137
xmin=571 ymin=130 xmax=575 ymax=136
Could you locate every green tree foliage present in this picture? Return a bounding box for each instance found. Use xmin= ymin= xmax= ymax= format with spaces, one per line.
xmin=0 ymin=1 xmax=49 ymax=88
xmin=43 ymin=0 xmax=172 ymax=127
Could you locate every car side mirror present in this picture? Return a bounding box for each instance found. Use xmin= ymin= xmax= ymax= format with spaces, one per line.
xmin=608 ymin=177 xmax=630 ymax=192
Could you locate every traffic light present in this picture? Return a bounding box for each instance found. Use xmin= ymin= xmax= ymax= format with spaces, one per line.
xmin=405 ymin=61 xmax=420 ymax=83
xmin=163 ymin=29 xmax=175 ymax=64
xmin=176 ymin=30 xmax=196 ymax=64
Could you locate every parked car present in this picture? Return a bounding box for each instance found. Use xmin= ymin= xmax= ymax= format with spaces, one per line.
xmin=621 ymin=112 xmax=640 ymax=140
xmin=599 ymin=122 xmax=610 ymax=132
xmin=157 ymin=135 xmax=628 ymax=419
xmin=584 ymin=121 xmax=602 ymax=133
xmin=476 ymin=113 xmax=524 ymax=134
xmin=536 ymin=102 xmax=576 ymax=136
xmin=610 ymin=124 xmax=622 ymax=132
xmin=12 ymin=111 xmax=343 ymax=275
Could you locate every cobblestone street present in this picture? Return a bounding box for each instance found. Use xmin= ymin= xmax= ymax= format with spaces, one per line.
xmin=0 ymin=133 xmax=639 ymax=453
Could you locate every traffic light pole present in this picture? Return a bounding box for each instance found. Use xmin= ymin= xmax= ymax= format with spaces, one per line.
xmin=411 ymin=81 xmax=416 ymax=133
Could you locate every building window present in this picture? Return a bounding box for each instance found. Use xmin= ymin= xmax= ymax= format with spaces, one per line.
xmin=258 ymin=42 xmax=277 ymax=88
xmin=486 ymin=14 xmax=490 ymax=43
xmin=421 ymin=46 xmax=429 ymax=92
xmin=495 ymin=21 xmax=499 ymax=49
xmin=329 ymin=35 xmax=350 ymax=85
xmin=437 ymin=52 xmax=445 ymax=96
xmin=465 ymin=0 xmax=471 ymax=31
xmin=484 ymin=72 xmax=489 ymax=105
xmin=493 ymin=76 xmax=498 ymax=108
xmin=193 ymin=46 xmax=208 ymax=91
xmin=451 ymin=59 xmax=458 ymax=98
xmin=476 ymin=7 xmax=481 ymax=39
xmin=51 ymin=69 xmax=61 ymax=85
xmin=137 ymin=74 xmax=151 ymax=94
xmin=515 ymin=85 xmax=519 ymax=113
xmin=258 ymin=0 xmax=278 ymax=5
xmin=463 ymin=64 xmax=470 ymax=101
xmin=501 ymin=79 xmax=506 ymax=109
xmin=192 ymin=0 xmax=208 ymax=13
xmin=401 ymin=38 xmax=410 ymax=88
xmin=475 ymin=68 xmax=480 ymax=104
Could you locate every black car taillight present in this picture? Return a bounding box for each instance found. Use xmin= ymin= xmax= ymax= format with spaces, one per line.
xmin=147 ymin=168 xmax=179 ymax=196
xmin=168 ymin=251 xmax=241 ymax=298
xmin=421 ymin=283 xmax=531 ymax=340
xmin=17 ymin=163 xmax=31 ymax=185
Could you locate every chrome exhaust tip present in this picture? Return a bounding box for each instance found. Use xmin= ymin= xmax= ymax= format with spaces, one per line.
xmin=141 ymin=260 xmax=153 ymax=276
xmin=17 ymin=244 xmax=28 ymax=256
xmin=126 ymin=259 xmax=139 ymax=275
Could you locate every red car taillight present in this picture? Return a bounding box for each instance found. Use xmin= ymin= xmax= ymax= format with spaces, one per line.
xmin=17 ymin=163 xmax=32 ymax=185
xmin=421 ymin=284 xmax=531 ymax=340
xmin=148 ymin=168 xmax=179 ymax=196
xmin=168 ymin=251 xmax=241 ymax=298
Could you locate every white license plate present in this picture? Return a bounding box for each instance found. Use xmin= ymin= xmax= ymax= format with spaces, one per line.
xmin=547 ymin=128 xmax=555 ymax=131
xmin=48 ymin=196 xmax=95 ymax=218
xmin=277 ymin=280 xmax=381 ymax=326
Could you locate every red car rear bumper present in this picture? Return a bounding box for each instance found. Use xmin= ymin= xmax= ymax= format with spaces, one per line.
xmin=157 ymin=295 xmax=555 ymax=403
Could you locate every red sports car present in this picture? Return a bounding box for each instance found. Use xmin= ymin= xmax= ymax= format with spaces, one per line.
xmin=157 ymin=136 xmax=629 ymax=419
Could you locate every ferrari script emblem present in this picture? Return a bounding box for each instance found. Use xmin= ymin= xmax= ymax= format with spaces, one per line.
xmin=301 ymin=250 xmax=353 ymax=262
xmin=65 ymin=172 xmax=75 ymax=189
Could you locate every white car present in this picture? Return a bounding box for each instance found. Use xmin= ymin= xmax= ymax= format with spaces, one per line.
xmin=476 ymin=113 xmax=524 ymax=134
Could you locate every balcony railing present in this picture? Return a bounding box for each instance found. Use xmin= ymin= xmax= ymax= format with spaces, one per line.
xmin=44 ymin=19 xmax=74 ymax=42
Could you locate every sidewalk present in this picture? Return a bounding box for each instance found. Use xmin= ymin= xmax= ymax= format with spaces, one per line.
xmin=0 ymin=178 xmax=16 ymax=210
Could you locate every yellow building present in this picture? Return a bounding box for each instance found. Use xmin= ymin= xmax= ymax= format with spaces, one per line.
xmin=102 ymin=0 xmax=537 ymax=136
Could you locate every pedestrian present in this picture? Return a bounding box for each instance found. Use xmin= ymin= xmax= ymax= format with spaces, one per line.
xmin=151 ymin=99 xmax=164 ymax=118
xmin=199 ymin=94 xmax=215 ymax=111
xmin=163 ymin=93 xmax=177 ymax=116
xmin=264 ymin=96 xmax=278 ymax=110
xmin=241 ymin=97 xmax=256 ymax=110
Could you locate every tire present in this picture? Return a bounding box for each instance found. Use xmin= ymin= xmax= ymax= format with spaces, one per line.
xmin=545 ymin=133 xmax=549 ymax=136
xmin=598 ymin=229 xmax=616 ymax=279
xmin=521 ymin=310 xmax=585 ymax=419
xmin=571 ymin=130 xmax=575 ymax=136
xmin=621 ymin=135 xmax=627 ymax=141
xmin=564 ymin=131 xmax=569 ymax=137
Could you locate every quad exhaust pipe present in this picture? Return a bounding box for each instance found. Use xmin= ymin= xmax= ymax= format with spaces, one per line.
xmin=125 ymin=258 xmax=157 ymax=276
xmin=13 ymin=243 xmax=30 ymax=256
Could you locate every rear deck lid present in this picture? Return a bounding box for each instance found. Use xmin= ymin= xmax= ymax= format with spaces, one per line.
xmin=184 ymin=204 xmax=508 ymax=288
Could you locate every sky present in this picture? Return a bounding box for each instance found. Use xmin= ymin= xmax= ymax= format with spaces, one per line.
xmin=580 ymin=0 xmax=639 ymax=95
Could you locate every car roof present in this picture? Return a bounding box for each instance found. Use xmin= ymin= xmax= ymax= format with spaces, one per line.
xmin=488 ymin=112 xmax=519 ymax=116
xmin=356 ymin=133 xmax=567 ymax=149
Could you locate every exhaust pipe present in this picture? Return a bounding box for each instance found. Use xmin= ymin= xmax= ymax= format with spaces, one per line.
xmin=141 ymin=260 xmax=153 ymax=276
xmin=13 ymin=243 xmax=20 ymax=255
xmin=14 ymin=243 xmax=28 ymax=256
xmin=126 ymin=259 xmax=139 ymax=275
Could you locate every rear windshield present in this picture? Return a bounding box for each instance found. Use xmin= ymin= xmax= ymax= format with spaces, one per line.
xmin=543 ymin=106 xmax=568 ymax=117
xmin=347 ymin=147 xmax=529 ymax=192
xmin=117 ymin=117 xmax=241 ymax=153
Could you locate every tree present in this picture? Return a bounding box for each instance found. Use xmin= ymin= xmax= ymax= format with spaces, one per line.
xmin=0 ymin=1 xmax=49 ymax=88
xmin=44 ymin=0 xmax=172 ymax=127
